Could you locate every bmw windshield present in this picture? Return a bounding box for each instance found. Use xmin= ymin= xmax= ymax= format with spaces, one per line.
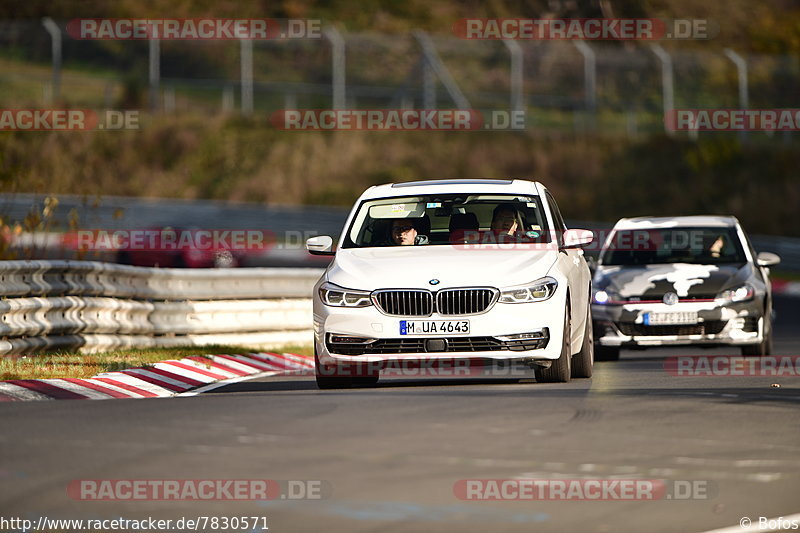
xmin=341 ymin=194 xmax=551 ymax=248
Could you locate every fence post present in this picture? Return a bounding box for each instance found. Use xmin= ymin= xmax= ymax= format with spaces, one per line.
xmin=41 ymin=18 xmax=62 ymax=103
xmin=240 ymin=38 xmax=254 ymax=115
xmin=503 ymin=40 xmax=524 ymax=115
xmin=573 ymin=41 xmax=597 ymax=130
xmin=650 ymin=44 xmax=675 ymax=137
xmin=422 ymin=59 xmax=436 ymax=109
xmin=149 ymin=37 xmax=160 ymax=111
xmin=413 ymin=30 xmax=471 ymax=109
xmin=723 ymin=48 xmax=749 ymax=142
xmin=324 ymin=27 xmax=346 ymax=110
xmin=573 ymin=41 xmax=596 ymax=112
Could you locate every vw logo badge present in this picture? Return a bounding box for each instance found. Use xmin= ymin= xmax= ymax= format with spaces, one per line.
xmin=429 ymin=279 xmax=440 ymax=286
xmin=663 ymin=292 xmax=679 ymax=306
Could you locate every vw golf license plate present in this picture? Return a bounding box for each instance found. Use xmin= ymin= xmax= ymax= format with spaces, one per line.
xmin=400 ymin=320 xmax=470 ymax=335
xmin=643 ymin=312 xmax=698 ymax=325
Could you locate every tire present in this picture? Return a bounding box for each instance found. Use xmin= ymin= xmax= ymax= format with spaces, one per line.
xmin=314 ymin=345 xmax=352 ymax=389
xmin=595 ymin=345 xmax=620 ymax=362
xmin=352 ymin=375 xmax=380 ymax=387
xmin=571 ymin=307 xmax=593 ymax=379
xmin=741 ymin=308 xmax=773 ymax=357
xmin=535 ymin=307 xmax=572 ymax=383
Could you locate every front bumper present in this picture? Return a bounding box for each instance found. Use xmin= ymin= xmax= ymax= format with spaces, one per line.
xmin=592 ymin=300 xmax=763 ymax=347
xmin=314 ymin=292 xmax=566 ymax=366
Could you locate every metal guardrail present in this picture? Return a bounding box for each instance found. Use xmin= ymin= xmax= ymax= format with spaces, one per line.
xmin=0 ymin=261 xmax=324 ymax=355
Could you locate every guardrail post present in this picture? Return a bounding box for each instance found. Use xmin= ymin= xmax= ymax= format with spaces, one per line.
xmin=650 ymin=44 xmax=675 ymax=137
xmin=503 ymin=40 xmax=524 ymax=115
xmin=240 ymin=38 xmax=254 ymax=115
xmin=324 ymin=27 xmax=346 ymax=110
xmin=41 ymin=18 xmax=62 ymax=103
xmin=723 ymin=48 xmax=749 ymax=142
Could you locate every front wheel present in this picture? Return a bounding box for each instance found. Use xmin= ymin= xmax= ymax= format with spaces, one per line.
xmin=571 ymin=308 xmax=593 ymax=379
xmin=741 ymin=311 xmax=773 ymax=357
xmin=535 ymin=309 xmax=572 ymax=383
xmin=315 ymin=346 xmax=352 ymax=389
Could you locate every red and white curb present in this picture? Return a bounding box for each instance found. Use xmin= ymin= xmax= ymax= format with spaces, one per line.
xmin=0 ymin=352 xmax=313 ymax=402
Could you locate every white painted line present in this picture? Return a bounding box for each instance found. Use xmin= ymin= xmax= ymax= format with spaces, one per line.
xmin=701 ymin=512 xmax=800 ymax=532
xmin=177 ymin=370 xmax=281 ymax=397
xmin=43 ymin=379 xmax=113 ymax=400
xmin=0 ymin=382 xmax=53 ymax=401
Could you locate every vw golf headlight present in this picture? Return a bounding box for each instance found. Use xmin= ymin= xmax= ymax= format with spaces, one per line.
xmin=319 ymin=282 xmax=373 ymax=307
xmin=593 ymin=288 xmax=620 ymax=305
xmin=499 ymin=277 xmax=558 ymax=303
xmin=716 ymin=283 xmax=754 ymax=303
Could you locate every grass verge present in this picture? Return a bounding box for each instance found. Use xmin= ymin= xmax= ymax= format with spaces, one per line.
xmin=0 ymin=344 xmax=313 ymax=381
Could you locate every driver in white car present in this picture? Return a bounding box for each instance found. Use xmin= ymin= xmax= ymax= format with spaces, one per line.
xmin=390 ymin=219 xmax=418 ymax=245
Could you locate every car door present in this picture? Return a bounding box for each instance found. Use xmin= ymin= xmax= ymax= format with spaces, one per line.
xmin=544 ymin=190 xmax=590 ymax=350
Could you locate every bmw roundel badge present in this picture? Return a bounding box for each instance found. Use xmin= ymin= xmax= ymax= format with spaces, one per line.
xmin=429 ymin=279 xmax=440 ymax=286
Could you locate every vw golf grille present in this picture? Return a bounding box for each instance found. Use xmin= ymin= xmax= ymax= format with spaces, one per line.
xmin=372 ymin=288 xmax=498 ymax=317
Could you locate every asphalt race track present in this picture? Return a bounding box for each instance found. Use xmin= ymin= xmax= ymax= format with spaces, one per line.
xmin=1 ymin=295 xmax=798 ymax=533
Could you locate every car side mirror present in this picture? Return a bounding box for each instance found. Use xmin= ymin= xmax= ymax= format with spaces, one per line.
xmin=563 ymin=228 xmax=594 ymax=249
xmin=306 ymin=235 xmax=335 ymax=256
xmin=756 ymin=251 xmax=780 ymax=267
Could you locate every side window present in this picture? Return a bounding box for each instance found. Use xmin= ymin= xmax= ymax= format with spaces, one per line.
xmin=545 ymin=192 xmax=566 ymax=246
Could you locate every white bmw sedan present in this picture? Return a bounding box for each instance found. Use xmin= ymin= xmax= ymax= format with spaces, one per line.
xmin=306 ymin=179 xmax=594 ymax=388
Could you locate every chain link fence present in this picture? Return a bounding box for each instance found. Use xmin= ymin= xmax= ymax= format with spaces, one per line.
xmin=1 ymin=19 xmax=799 ymax=136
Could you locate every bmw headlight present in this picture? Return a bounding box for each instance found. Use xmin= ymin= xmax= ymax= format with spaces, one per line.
xmin=319 ymin=282 xmax=373 ymax=307
xmin=498 ymin=277 xmax=558 ymax=303
xmin=716 ymin=284 xmax=754 ymax=303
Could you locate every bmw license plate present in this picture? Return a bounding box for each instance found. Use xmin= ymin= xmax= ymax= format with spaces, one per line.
xmin=400 ymin=320 xmax=470 ymax=335
xmin=643 ymin=312 xmax=698 ymax=325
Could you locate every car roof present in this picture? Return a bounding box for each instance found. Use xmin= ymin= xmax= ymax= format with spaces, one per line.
xmin=361 ymin=178 xmax=544 ymax=200
xmin=359 ymin=179 xmax=542 ymax=200
xmin=612 ymin=215 xmax=738 ymax=230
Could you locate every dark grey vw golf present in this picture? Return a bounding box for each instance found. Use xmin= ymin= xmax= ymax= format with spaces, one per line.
xmin=591 ymin=216 xmax=780 ymax=360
